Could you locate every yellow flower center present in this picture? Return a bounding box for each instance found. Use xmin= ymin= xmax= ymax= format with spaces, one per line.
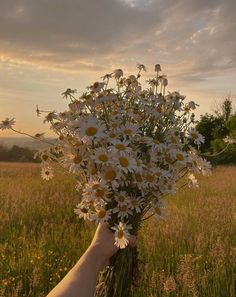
xmin=123 ymin=129 xmax=132 ymax=135
xmin=117 ymin=230 xmax=124 ymax=238
xmin=109 ymin=132 xmax=117 ymax=138
xmin=145 ymin=175 xmax=154 ymax=182
xmin=131 ymin=199 xmax=138 ymax=206
xmin=42 ymin=154 xmax=49 ymax=161
xmin=119 ymin=157 xmax=129 ymax=168
xmin=85 ymin=126 xmax=97 ymax=136
xmin=115 ymin=144 xmax=126 ymax=150
xmin=155 ymin=207 xmax=161 ymax=215
xmin=118 ymin=195 xmax=125 ymax=202
xmin=156 ymin=106 xmax=162 ymax=113
xmin=104 ymin=169 xmax=116 ymax=181
xmin=97 ymin=209 xmax=106 ymax=218
xmin=92 ymin=184 xmax=99 ymax=190
xmin=45 ymin=171 xmax=50 ymax=175
xmin=191 ymin=132 xmax=198 ymax=139
xmin=98 ymin=154 xmax=108 ymax=162
xmin=74 ymin=155 xmax=82 ymax=164
xmin=81 ymin=208 xmax=88 ymax=214
xmin=176 ymin=153 xmax=184 ymax=161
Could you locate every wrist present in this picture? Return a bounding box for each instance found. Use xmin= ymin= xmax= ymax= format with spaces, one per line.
xmin=85 ymin=244 xmax=109 ymax=270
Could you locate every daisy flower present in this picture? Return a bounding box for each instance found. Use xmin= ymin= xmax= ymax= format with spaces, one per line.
xmin=102 ymin=166 xmax=121 ymax=189
xmin=113 ymin=203 xmax=133 ymax=219
xmin=129 ymin=196 xmax=144 ymax=213
xmin=74 ymin=203 xmax=93 ymax=221
xmin=111 ymin=139 xmax=132 ymax=154
xmin=60 ymin=145 xmax=88 ymax=173
xmin=116 ymin=153 xmax=137 ymax=173
xmin=119 ymin=123 xmax=139 ymax=138
xmin=93 ymin=147 xmax=111 ymax=165
xmin=90 ymin=82 xmax=105 ymax=93
xmin=152 ymin=200 xmax=165 ymax=219
xmin=188 ymin=128 xmax=205 ymax=146
xmin=0 ymin=118 xmax=15 ymax=130
xmin=94 ymin=208 xmax=112 ymax=224
xmin=77 ymin=116 xmax=106 ymax=141
xmin=172 ymin=150 xmax=188 ymax=165
xmin=83 ymin=179 xmax=111 ymax=203
xmin=113 ymin=69 xmax=123 ymax=79
xmin=115 ymin=191 xmax=129 ymax=205
xmin=40 ymin=166 xmax=54 ymax=181
xmin=111 ymin=222 xmax=132 ymax=249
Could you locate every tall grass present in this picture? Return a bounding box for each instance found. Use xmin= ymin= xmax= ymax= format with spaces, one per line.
xmin=0 ymin=163 xmax=235 ymax=297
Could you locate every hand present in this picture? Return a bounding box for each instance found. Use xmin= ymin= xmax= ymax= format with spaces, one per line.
xmin=88 ymin=223 xmax=137 ymax=269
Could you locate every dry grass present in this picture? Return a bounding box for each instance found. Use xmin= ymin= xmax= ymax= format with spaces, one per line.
xmin=0 ymin=163 xmax=236 ymax=297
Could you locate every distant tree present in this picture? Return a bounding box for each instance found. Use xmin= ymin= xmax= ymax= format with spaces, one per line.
xmin=214 ymin=95 xmax=234 ymax=120
xmin=197 ymin=96 xmax=236 ymax=164
xmin=196 ymin=114 xmax=228 ymax=152
xmin=226 ymin=115 xmax=236 ymax=138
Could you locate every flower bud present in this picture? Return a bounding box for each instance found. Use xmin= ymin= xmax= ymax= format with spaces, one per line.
xmin=155 ymin=64 xmax=161 ymax=72
xmin=163 ymin=78 xmax=168 ymax=86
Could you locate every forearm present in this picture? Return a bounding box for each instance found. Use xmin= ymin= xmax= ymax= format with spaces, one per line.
xmin=47 ymin=246 xmax=104 ymax=297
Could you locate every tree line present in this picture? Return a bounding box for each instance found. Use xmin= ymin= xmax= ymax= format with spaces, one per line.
xmin=196 ymin=96 xmax=236 ymax=164
xmin=0 ymin=145 xmax=40 ymax=163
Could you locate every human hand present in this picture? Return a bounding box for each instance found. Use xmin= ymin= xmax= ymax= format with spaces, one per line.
xmin=88 ymin=223 xmax=136 ymax=269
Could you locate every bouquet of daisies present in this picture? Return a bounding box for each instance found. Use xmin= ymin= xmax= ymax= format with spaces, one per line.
xmin=0 ymin=64 xmax=211 ymax=297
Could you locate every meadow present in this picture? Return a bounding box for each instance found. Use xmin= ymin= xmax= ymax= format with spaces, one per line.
xmin=0 ymin=163 xmax=236 ymax=297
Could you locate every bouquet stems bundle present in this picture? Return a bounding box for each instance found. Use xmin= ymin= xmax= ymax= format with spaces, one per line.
xmin=0 ymin=63 xmax=212 ymax=296
xmin=96 ymin=243 xmax=139 ymax=297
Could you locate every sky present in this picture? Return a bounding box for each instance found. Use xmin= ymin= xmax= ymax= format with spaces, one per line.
xmin=0 ymin=0 xmax=236 ymax=137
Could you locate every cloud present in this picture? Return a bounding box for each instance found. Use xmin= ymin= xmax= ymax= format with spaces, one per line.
xmin=0 ymin=0 xmax=235 ymax=82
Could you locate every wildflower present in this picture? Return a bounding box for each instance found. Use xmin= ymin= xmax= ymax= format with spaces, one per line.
xmin=111 ymin=222 xmax=132 ymax=249
xmin=115 ymin=191 xmax=129 ymax=205
xmin=188 ymin=128 xmax=205 ymax=146
xmin=77 ymin=116 xmax=106 ymax=140
xmin=74 ymin=203 xmax=92 ymax=221
xmin=34 ymin=133 xmax=45 ymax=139
xmin=61 ymin=88 xmax=77 ymax=99
xmin=116 ymin=154 xmax=137 ymax=173
xmin=113 ymin=203 xmax=133 ymax=219
xmin=224 ymin=136 xmax=236 ymax=144
xmin=90 ymin=82 xmax=105 ymax=93
xmin=40 ymin=166 xmax=54 ymax=181
xmin=113 ymin=69 xmax=123 ymax=79
xmin=94 ymin=208 xmax=112 ymax=224
xmin=188 ymin=174 xmax=199 ymax=188
xmin=93 ymin=147 xmax=111 ymax=165
xmin=0 ymin=118 xmax=15 ymax=130
xmin=155 ymin=64 xmax=161 ymax=72
xmin=129 ymin=196 xmax=144 ymax=213
xmin=137 ymin=63 xmax=147 ymax=72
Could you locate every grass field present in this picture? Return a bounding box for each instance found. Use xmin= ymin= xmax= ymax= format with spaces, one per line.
xmin=0 ymin=163 xmax=236 ymax=297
